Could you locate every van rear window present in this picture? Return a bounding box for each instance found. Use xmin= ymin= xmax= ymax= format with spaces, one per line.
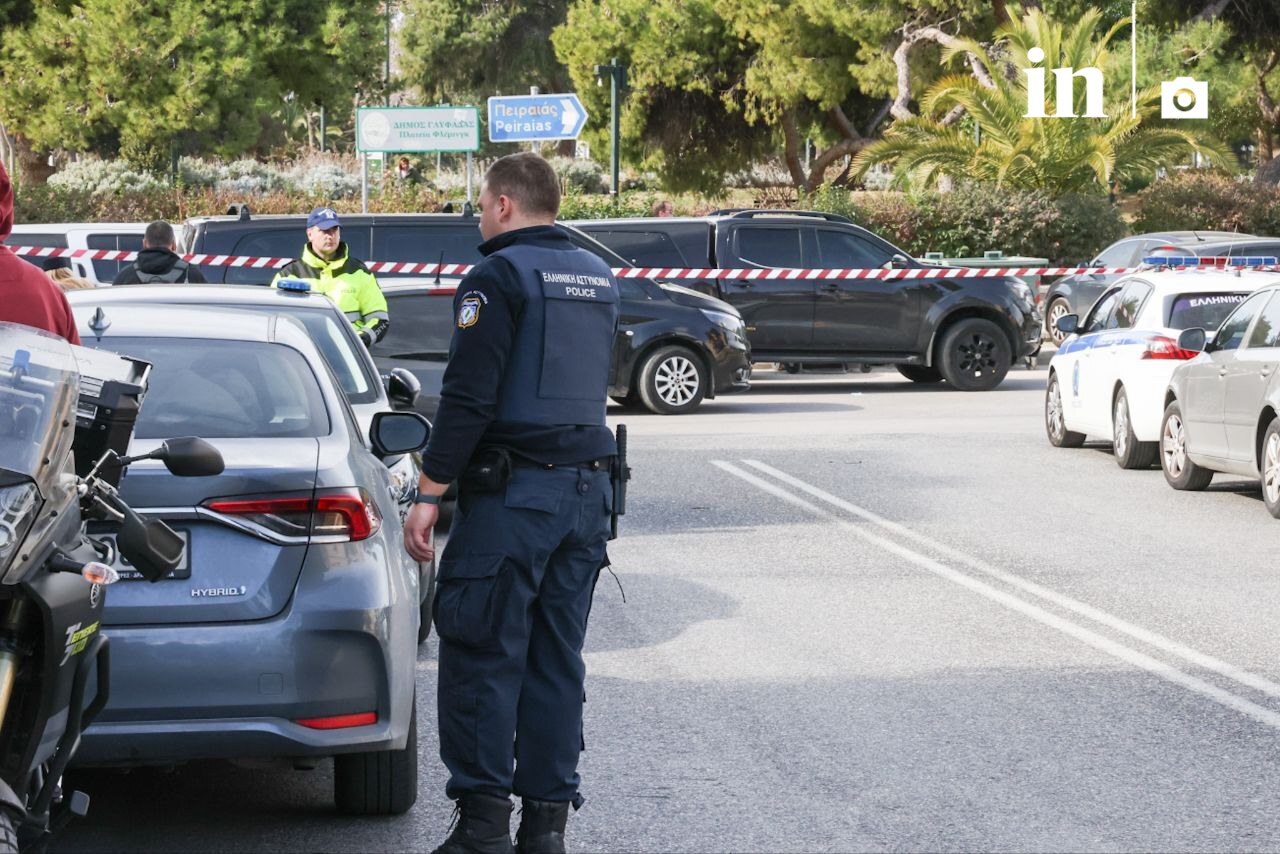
xmin=1167 ymin=292 xmax=1248 ymax=330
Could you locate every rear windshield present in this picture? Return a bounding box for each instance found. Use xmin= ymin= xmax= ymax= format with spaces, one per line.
xmin=1167 ymin=292 xmax=1249 ymax=330
xmin=92 ymin=337 xmax=330 ymax=440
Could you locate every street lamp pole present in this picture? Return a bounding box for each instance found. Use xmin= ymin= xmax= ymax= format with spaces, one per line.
xmin=594 ymin=57 xmax=627 ymax=198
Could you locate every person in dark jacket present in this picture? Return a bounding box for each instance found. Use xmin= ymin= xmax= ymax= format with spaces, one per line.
xmin=113 ymin=221 xmax=206 ymax=285
xmin=0 ymin=162 xmax=80 ymax=344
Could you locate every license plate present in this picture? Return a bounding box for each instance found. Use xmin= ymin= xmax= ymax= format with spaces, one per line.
xmin=96 ymin=530 xmax=191 ymax=580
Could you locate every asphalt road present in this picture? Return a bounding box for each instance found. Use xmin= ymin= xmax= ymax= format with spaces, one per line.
xmin=57 ymin=364 xmax=1280 ymax=852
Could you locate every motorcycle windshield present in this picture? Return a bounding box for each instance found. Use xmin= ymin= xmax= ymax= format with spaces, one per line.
xmin=0 ymin=322 xmax=79 ymax=490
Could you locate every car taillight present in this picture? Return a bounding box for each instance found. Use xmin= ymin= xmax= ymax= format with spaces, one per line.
xmin=204 ymin=488 xmax=381 ymax=542
xmin=1140 ymin=335 xmax=1199 ymax=360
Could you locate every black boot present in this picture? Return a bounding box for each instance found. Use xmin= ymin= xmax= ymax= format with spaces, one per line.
xmin=515 ymin=798 xmax=570 ymax=854
xmin=432 ymin=793 xmax=515 ymax=854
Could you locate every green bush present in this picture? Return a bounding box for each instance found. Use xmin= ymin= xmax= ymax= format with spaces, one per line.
xmin=806 ymin=183 xmax=1125 ymax=265
xmin=1131 ymin=171 xmax=1280 ymax=235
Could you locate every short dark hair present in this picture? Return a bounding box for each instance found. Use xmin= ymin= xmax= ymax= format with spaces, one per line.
xmin=143 ymin=220 xmax=175 ymax=249
xmin=483 ymin=153 xmax=559 ymax=218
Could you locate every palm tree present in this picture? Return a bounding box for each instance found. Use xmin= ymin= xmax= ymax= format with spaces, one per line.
xmin=854 ymin=6 xmax=1232 ymax=195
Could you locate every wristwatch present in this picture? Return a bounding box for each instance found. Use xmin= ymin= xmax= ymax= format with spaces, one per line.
xmin=412 ymin=490 xmax=442 ymax=506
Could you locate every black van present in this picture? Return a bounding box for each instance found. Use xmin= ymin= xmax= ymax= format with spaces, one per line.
xmin=182 ymin=211 xmax=751 ymax=415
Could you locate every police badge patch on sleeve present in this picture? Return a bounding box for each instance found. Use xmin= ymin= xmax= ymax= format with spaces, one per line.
xmin=458 ymin=296 xmax=482 ymax=328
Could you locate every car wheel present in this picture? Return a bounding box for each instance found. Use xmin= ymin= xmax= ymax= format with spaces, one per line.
xmin=1160 ymin=401 xmax=1213 ymax=490
xmin=418 ymin=556 xmax=436 ymax=645
xmin=1046 ymin=298 xmax=1071 ymax=345
xmin=1112 ymin=387 xmax=1157 ymax=469
xmin=937 ymin=318 xmax=1011 ymax=391
xmin=637 ymin=345 xmax=707 ymax=415
xmin=334 ymin=698 xmax=418 ymax=815
xmin=1045 ymin=371 xmax=1085 ymax=448
xmin=896 ymin=365 xmax=943 ymax=384
xmin=1261 ymin=418 xmax=1280 ymax=518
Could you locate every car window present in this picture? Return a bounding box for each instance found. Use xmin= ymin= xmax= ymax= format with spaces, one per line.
xmin=9 ymin=232 xmax=67 ymax=248
xmin=587 ymin=230 xmax=687 ymax=267
xmin=1108 ymin=280 xmax=1152 ymax=329
xmin=736 ymin=227 xmax=803 ymax=268
xmin=1167 ymin=292 xmax=1248 ymax=331
xmin=1247 ymin=291 xmax=1280 ymax=349
xmin=372 ymin=224 xmax=483 ymax=277
xmin=226 ymin=228 xmax=371 ymax=285
xmin=1093 ymin=240 xmax=1139 ymax=267
xmin=93 ymin=337 xmax=330 ymax=439
xmin=374 ymin=290 xmax=456 ymax=358
xmin=1225 ymin=243 xmax=1280 ymax=258
xmin=87 ymin=233 xmax=145 ymax=283
xmin=268 ymin=306 xmax=379 ymax=404
xmin=1082 ymin=289 xmax=1120 ymax=334
xmin=1212 ymin=291 xmax=1269 ymax=352
xmin=816 ymin=230 xmax=893 ymax=268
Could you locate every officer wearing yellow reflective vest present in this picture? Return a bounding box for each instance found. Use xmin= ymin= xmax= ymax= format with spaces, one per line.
xmin=272 ymin=207 xmax=389 ymax=345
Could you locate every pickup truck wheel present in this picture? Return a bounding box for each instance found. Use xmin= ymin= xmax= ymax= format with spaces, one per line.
xmin=637 ymin=345 xmax=707 ymax=415
xmin=937 ymin=318 xmax=1011 ymax=391
xmin=896 ymin=365 xmax=943 ymax=383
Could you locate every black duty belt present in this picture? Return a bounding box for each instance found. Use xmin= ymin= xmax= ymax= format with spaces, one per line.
xmin=512 ymin=457 xmax=614 ymax=471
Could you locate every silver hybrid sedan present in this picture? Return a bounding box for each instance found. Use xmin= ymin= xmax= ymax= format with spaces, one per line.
xmin=67 ymin=284 xmax=437 ymax=643
xmin=1162 ymin=282 xmax=1280 ymax=518
xmin=68 ymin=304 xmax=423 ymax=815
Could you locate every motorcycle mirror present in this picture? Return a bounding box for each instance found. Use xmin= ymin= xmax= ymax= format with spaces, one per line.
xmin=156 ymin=437 xmax=224 ymax=477
xmin=370 ymin=411 xmax=431 ymax=458
xmin=117 ymin=507 xmax=184 ymax=582
xmin=385 ymin=368 xmax=421 ymax=411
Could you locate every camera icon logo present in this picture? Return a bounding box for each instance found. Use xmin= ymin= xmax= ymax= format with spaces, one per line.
xmin=1161 ymin=76 xmax=1209 ymax=120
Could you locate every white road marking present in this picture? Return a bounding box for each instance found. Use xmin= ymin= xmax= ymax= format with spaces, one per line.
xmin=712 ymin=460 xmax=1280 ymax=732
xmin=741 ymin=458 xmax=1280 ymax=704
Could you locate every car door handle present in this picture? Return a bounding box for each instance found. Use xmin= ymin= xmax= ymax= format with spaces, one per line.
xmin=1219 ymin=367 xmax=1229 ymax=377
xmin=1262 ymin=367 xmax=1273 ymax=379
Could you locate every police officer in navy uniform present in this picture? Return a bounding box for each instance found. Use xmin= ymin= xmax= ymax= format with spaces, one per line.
xmin=402 ymin=152 xmax=620 ymax=854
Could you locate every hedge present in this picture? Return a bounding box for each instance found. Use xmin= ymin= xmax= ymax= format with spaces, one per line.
xmin=1131 ymin=171 xmax=1280 ymax=236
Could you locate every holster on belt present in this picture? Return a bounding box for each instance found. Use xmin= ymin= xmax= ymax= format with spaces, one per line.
xmin=609 ymin=424 xmax=631 ymax=540
xmin=459 ymin=446 xmax=512 ymax=493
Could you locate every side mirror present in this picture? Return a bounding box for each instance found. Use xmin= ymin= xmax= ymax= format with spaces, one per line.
xmin=1055 ymin=314 xmax=1079 ymax=335
xmin=117 ymin=506 xmax=184 ymax=582
xmin=156 ymin=437 xmax=225 ymax=477
xmin=1177 ymin=327 xmax=1207 ymax=353
xmin=370 ymin=411 xmax=431 ymax=458
xmin=385 ymin=368 xmax=421 ymax=411
xmin=890 ymin=253 xmax=912 ymax=269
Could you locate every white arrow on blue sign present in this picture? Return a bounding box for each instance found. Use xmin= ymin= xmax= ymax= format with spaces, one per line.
xmin=487 ymin=94 xmax=589 ymax=143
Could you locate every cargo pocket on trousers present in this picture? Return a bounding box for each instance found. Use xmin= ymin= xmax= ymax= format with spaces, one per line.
xmin=440 ymin=689 xmax=479 ymax=764
xmin=434 ymin=554 xmax=508 ymax=650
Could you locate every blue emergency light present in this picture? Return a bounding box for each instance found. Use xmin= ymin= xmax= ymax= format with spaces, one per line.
xmin=1141 ymin=256 xmax=1279 ymax=267
xmin=276 ymin=278 xmax=311 ymax=293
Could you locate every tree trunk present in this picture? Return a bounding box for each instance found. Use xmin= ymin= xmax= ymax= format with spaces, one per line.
xmin=13 ymin=135 xmax=53 ymax=186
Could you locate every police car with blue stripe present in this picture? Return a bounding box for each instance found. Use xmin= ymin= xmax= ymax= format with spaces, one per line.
xmin=1045 ymin=256 xmax=1280 ymax=468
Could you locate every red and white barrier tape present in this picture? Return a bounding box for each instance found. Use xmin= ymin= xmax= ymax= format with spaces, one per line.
xmin=10 ymin=244 xmax=1274 ymax=282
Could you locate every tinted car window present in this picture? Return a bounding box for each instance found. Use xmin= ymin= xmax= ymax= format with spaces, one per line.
xmin=1167 ymin=292 xmax=1248 ymax=331
xmin=736 ymin=227 xmax=803 ymax=268
xmin=1213 ymin=291 xmax=1268 ymax=352
xmin=96 ymin=337 xmax=329 ymax=439
xmin=269 ymin=306 xmax=379 ymax=403
xmin=1108 ymin=280 xmax=1152 ymax=329
xmin=1247 ymin=292 xmax=1280 ymax=348
xmin=588 ymin=230 xmax=687 ymax=267
xmin=224 ymin=228 xmax=372 ymax=285
xmin=87 ymin=233 xmax=145 ymax=283
xmin=1094 ymin=240 xmax=1139 ymax=267
xmin=817 ymin=229 xmax=893 ymax=268
xmin=373 ymin=224 xmax=483 ymax=277
xmin=9 ymin=232 xmax=67 ymax=248
xmin=1082 ymin=289 xmax=1120 ymax=334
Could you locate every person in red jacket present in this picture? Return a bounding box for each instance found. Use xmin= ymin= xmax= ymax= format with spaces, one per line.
xmin=0 ymin=163 xmax=80 ymax=345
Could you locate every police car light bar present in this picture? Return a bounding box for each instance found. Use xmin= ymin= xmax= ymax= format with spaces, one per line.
xmin=276 ymin=278 xmax=311 ymax=293
xmin=1141 ymin=256 xmax=1279 ymax=267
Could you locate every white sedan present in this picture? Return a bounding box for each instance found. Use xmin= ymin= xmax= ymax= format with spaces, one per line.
xmin=1044 ymin=262 xmax=1280 ymax=468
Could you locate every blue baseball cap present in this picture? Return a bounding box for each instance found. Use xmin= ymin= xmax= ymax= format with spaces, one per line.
xmin=306 ymin=207 xmax=340 ymax=229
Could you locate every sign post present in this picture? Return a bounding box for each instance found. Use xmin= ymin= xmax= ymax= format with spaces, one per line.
xmin=356 ymin=106 xmax=481 ymax=212
xmin=487 ymin=94 xmax=588 ymax=144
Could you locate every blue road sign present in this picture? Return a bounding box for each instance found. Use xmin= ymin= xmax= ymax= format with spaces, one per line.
xmin=488 ymin=94 xmax=589 ymax=143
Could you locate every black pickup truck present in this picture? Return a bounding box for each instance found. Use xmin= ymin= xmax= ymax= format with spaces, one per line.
xmin=571 ymin=210 xmax=1043 ymax=390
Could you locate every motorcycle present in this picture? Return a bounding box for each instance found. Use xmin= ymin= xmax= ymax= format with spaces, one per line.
xmin=0 ymin=322 xmax=222 ymax=850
